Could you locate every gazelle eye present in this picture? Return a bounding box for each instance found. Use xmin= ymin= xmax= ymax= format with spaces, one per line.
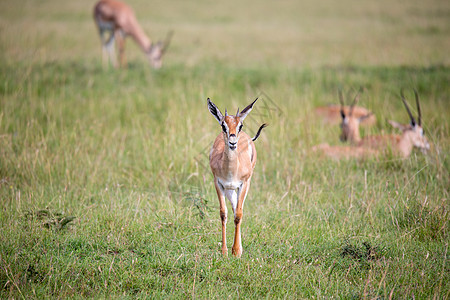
xmin=221 ymin=123 xmax=227 ymax=133
xmin=238 ymin=124 xmax=243 ymax=132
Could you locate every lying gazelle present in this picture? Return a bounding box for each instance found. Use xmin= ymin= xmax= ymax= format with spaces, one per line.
xmin=93 ymin=0 xmax=172 ymax=68
xmin=339 ymin=87 xmax=374 ymax=143
xmin=311 ymin=143 xmax=378 ymax=160
xmin=208 ymin=98 xmax=266 ymax=257
xmin=314 ymin=88 xmax=376 ymax=126
xmin=340 ymin=89 xmax=430 ymax=158
xmin=311 ymin=88 xmax=376 ymax=160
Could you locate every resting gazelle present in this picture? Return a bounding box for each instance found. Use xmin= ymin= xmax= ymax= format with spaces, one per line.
xmin=339 ymin=89 xmax=430 ymax=158
xmin=315 ymin=89 xmax=430 ymax=159
xmin=314 ymin=88 xmax=376 ymax=126
xmin=311 ymin=88 xmax=377 ymax=159
xmin=339 ymin=87 xmax=374 ymax=143
xmin=208 ymin=98 xmax=266 ymax=257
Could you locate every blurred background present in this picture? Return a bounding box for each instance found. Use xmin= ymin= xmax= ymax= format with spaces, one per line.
xmin=1 ymin=0 xmax=449 ymax=68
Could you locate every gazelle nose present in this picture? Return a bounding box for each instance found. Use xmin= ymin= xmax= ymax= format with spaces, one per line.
xmin=230 ymin=134 xmax=236 ymax=137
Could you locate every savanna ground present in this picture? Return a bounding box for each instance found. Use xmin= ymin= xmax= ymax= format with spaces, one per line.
xmin=0 ymin=0 xmax=449 ymax=298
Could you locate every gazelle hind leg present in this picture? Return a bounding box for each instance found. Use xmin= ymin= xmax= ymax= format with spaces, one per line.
xmin=115 ymin=30 xmax=126 ymax=68
xmin=232 ymin=181 xmax=250 ymax=257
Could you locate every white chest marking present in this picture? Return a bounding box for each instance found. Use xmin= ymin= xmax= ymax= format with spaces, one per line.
xmin=218 ymin=178 xmax=242 ymax=211
xmin=97 ymin=19 xmax=115 ymax=31
xmin=218 ymin=178 xmax=241 ymax=190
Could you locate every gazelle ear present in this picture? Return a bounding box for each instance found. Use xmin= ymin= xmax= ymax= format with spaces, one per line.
xmin=207 ymin=98 xmax=223 ymax=123
xmin=238 ymin=98 xmax=258 ymax=121
xmin=358 ymin=112 xmax=373 ymax=123
xmin=388 ymin=120 xmax=412 ymax=132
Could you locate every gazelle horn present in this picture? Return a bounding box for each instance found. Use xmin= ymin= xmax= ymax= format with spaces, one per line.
xmin=400 ymin=89 xmax=417 ymax=126
xmin=414 ymin=89 xmax=421 ymax=126
xmin=339 ymin=89 xmax=345 ymax=118
xmin=349 ymin=86 xmax=363 ymax=116
xmin=161 ymin=31 xmax=174 ymax=54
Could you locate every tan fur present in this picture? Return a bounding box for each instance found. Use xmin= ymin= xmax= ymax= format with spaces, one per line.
xmin=359 ymin=128 xmax=429 ymax=158
xmin=210 ymin=132 xmax=256 ymax=184
xmin=315 ymin=105 xmax=376 ymax=126
xmin=311 ymin=143 xmax=379 ymax=160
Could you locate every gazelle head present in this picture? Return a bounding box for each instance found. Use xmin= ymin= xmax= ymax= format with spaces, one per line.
xmin=147 ymin=31 xmax=173 ymax=69
xmin=399 ymin=89 xmax=430 ymax=154
xmin=207 ymin=98 xmax=258 ymax=151
xmin=339 ymin=87 xmax=373 ymax=143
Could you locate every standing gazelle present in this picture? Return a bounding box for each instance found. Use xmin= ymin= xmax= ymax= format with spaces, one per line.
xmin=93 ymin=0 xmax=172 ymax=69
xmin=208 ymin=98 xmax=266 ymax=257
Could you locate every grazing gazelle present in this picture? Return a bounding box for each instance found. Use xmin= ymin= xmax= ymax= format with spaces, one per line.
xmin=207 ymin=98 xmax=266 ymax=257
xmin=338 ymin=89 xmax=430 ymax=158
xmin=93 ymin=0 xmax=172 ymax=68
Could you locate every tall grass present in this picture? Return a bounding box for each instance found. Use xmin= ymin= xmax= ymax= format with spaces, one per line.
xmin=1 ymin=0 xmax=449 ymax=298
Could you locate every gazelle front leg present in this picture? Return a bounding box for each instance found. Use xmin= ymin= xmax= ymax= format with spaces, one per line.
xmin=100 ymin=30 xmax=116 ymax=68
xmin=214 ymin=179 xmax=228 ymax=256
xmin=115 ymin=30 xmax=126 ymax=68
xmin=232 ymin=180 xmax=250 ymax=258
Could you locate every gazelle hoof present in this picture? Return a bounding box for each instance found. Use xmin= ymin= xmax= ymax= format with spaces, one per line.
xmin=231 ymin=248 xmax=242 ymax=258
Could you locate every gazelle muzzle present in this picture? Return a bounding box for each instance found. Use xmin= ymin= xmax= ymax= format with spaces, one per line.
xmin=228 ymin=134 xmax=238 ymax=150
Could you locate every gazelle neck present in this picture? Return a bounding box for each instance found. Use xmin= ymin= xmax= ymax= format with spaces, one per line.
xmin=127 ymin=21 xmax=152 ymax=52
xmin=349 ymin=129 xmax=361 ymax=144
xmin=223 ymin=138 xmax=239 ymax=162
xmin=397 ymin=132 xmax=414 ymax=158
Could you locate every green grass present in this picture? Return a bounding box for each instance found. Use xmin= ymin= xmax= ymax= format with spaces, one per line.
xmin=1 ymin=0 xmax=449 ymax=298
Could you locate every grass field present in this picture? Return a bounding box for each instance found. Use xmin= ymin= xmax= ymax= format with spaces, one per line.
xmin=0 ymin=0 xmax=449 ymax=298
